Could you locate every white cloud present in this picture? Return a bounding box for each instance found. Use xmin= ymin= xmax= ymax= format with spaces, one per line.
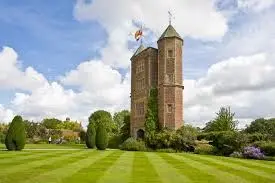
xmin=238 ymin=0 xmax=275 ymax=12
xmin=0 ymin=104 xmax=14 ymax=123
xmin=74 ymin=0 xmax=228 ymax=68
xmin=184 ymin=53 xmax=275 ymax=128
xmin=0 ymin=47 xmax=48 ymax=91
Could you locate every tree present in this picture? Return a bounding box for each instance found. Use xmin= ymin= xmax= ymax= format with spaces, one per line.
xmin=145 ymin=88 xmax=159 ymax=143
xmin=86 ymin=124 xmax=96 ymax=148
xmin=113 ymin=110 xmax=130 ymax=134
xmin=5 ymin=115 xmax=26 ymax=151
xmin=41 ymin=118 xmax=62 ymax=129
xmin=96 ymin=124 xmax=108 ymax=150
xmin=203 ymin=106 xmax=238 ymax=132
xmin=88 ymin=110 xmax=113 ymax=132
xmin=244 ymin=118 xmax=275 ymax=137
xmin=120 ymin=114 xmax=131 ymax=141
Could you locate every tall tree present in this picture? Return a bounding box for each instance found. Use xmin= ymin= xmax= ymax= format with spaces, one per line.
xmin=113 ymin=110 xmax=130 ymax=134
xmin=86 ymin=123 xmax=96 ymax=148
xmin=5 ymin=115 xmax=26 ymax=151
xmin=88 ymin=110 xmax=113 ymax=132
xmin=244 ymin=118 xmax=275 ymax=137
xmin=120 ymin=114 xmax=131 ymax=141
xmin=203 ymin=106 xmax=238 ymax=132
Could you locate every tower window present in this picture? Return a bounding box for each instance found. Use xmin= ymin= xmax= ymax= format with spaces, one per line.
xmin=167 ymin=104 xmax=173 ymax=113
xmin=168 ymin=50 xmax=173 ymax=57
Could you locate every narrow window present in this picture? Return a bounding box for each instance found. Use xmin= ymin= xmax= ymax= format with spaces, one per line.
xmin=167 ymin=104 xmax=173 ymax=113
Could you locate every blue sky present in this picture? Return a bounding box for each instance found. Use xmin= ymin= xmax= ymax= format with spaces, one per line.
xmin=0 ymin=0 xmax=275 ymax=127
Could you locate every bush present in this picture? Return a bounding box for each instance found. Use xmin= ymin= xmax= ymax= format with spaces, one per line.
xmin=96 ymin=125 xmax=108 ymax=150
xmin=108 ymin=135 xmax=123 ymax=149
xmin=243 ymin=146 xmax=265 ymax=160
xmin=5 ymin=115 xmax=26 ymax=151
xmin=230 ymin=151 xmax=243 ymax=158
xmin=254 ymin=141 xmax=275 ymax=156
xmin=85 ymin=124 xmax=96 ymax=148
xmin=119 ymin=138 xmax=147 ymax=151
xmin=0 ymin=132 xmax=5 ymax=144
xmin=246 ymin=133 xmax=270 ymax=143
xmin=194 ymin=143 xmax=216 ymax=155
xmin=199 ymin=131 xmax=248 ymax=156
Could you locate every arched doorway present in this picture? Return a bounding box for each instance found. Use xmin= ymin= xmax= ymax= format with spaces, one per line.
xmin=136 ymin=129 xmax=145 ymax=139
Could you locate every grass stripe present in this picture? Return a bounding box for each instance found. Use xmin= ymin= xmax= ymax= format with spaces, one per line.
xmin=159 ymin=153 xmax=217 ymax=182
xmin=130 ymin=152 xmax=161 ymax=183
xmin=0 ymin=151 xmax=33 ymax=158
xmin=0 ymin=150 xmax=66 ymax=165
xmin=63 ymin=150 xmax=124 ymax=183
xmin=169 ymin=153 xmax=250 ymax=183
xmin=0 ymin=150 xmax=84 ymax=176
xmin=146 ymin=152 xmax=192 ymax=183
xmin=97 ymin=151 xmax=134 ymax=183
xmin=182 ymin=153 xmax=275 ymax=182
xmin=1 ymin=150 xmax=93 ymax=183
xmin=22 ymin=150 xmax=114 ymax=183
xmin=208 ymin=155 xmax=275 ymax=170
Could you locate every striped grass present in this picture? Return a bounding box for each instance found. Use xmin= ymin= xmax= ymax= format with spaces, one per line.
xmin=0 ymin=148 xmax=274 ymax=183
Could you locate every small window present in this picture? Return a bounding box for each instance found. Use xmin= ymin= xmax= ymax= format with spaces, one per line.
xmin=167 ymin=104 xmax=173 ymax=113
xmin=168 ymin=50 xmax=173 ymax=57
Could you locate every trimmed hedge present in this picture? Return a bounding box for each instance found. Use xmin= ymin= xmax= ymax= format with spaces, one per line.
xmin=96 ymin=125 xmax=108 ymax=150
xmin=5 ymin=115 xmax=26 ymax=151
xmin=85 ymin=124 xmax=96 ymax=148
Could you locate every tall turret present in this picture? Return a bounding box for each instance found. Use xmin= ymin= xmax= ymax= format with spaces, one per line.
xmin=157 ymin=24 xmax=184 ymax=129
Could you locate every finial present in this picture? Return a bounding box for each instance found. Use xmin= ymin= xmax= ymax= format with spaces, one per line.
xmin=168 ymin=11 xmax=172 ymax=25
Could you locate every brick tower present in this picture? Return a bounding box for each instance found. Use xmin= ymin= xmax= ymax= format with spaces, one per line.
xmin=157 ymin=24 xmax=184 ymax=129
xmin=130 ymin=24 xmax=183 ymax=138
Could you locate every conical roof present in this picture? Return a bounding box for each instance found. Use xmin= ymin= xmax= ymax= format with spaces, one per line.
xmin=158 ymin=25 xmax=182 ymax=41
xmin=131 ymin=44 xmax=146 ymax=60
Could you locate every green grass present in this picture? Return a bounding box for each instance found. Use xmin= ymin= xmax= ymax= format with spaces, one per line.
xmin=0 ymin=145 xmax=274 ymax=183
xmin=0 ymin=143 xmax=86 ymax=150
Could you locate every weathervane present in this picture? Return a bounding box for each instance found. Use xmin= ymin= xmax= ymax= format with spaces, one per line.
xmin=168 ymin=10 xmax=175 ymax=25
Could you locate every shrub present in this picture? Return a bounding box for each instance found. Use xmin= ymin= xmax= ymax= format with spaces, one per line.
xmin=254 ymin=141 xmax=275 ymax=156
xmin=199 ymin=131 xmax=248 ymax=156
xmin=108 ymin=135 xmax=123 ymax=149
xmin=243 ymin=146 xmax=265 ymax=160
xmin=5 ymin=115 xmax=26 ymax=151
xmin=119 ymin=138 xmax=147 ymax=151
xmin=230 ymin=151 xmax=243 ymax=158
xmin=246 ymin=133 xmax=270 ymax=143
xmin=0 ymin=132 xmax=5 ymax=144
xmin=96 ymin=125 xmax=108 ymax=150
xmin=85 ymin=124 xmax=96 ymax=148
xmin=194 ymin=143 xmax=216 ymax=155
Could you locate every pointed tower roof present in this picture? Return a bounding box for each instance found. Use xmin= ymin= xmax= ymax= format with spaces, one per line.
xmin=158 ymin=25 xmax=182 ymax=42
xmin=131 ymin=44 xmax=146 ymax=60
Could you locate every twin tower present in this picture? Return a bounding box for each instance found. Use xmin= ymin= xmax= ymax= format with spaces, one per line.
xmin=130 ymin=24 xmax=184 ymax=137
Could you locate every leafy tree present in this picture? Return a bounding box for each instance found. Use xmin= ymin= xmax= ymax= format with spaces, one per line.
xmin=145 ymin=88 xmax=159 ymax=143
xmin=203 ymin=106 xmax=238 ymax=132
xmin=86 ymin=124 xmax=96 ymax=148
xmin=113 ymin=110 xmax=130 ymax=134
xmin=89 ymin=110 xmax=113 ymax=132
xmin=244 ymin=118 xmax=275 ymax=137
xmin=5 ymin=115 xmax=26 ymax=151
xmin=120 ymin=114 xmax=131 ymax=141
xmin=41 ymin=118 xmax=62 ymax=129
xmin=96 ymin=124 xmax=108 ymax=150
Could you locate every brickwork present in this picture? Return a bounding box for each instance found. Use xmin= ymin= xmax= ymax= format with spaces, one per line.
xmin=130 ymin=24 xmax=184 ymax=137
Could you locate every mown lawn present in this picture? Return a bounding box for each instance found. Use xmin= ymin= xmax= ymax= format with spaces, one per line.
xmin=0 ymin=146 xmax=274 ymax=183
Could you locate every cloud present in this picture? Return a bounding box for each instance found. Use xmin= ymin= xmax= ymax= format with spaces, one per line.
xmin=237 ymin=0 xmax=275 ymax=12
xmin=74 ymin=0 xmax=228 ymax=68
xmin=0 ymin=47 xmax=48 ymax=91
xmin=184 ymin=52 xmax=275 ymax=128
xmin=0 ymin=104 xmax=14 ymax=123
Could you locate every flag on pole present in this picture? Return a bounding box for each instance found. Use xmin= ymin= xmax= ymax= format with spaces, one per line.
xmin=134 ymin=29 xmax=143 ymax=41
